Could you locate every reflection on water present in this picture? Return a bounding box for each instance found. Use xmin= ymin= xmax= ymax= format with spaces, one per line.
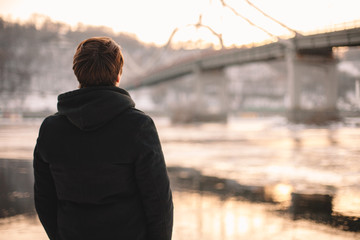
xmin=172 ymin=192 xmax=358 ymax=240
xmin=169 ymin=166 xmax=360 ymax=233
xmin=1 ymin=117 xmax=360 ymax=239
xmin=0 ymin=166 xmax=359 ymax=240
xmin=2 ymin=192 xmax=358 ymax=240
xmin=0 ymin=159 xmax=34 ymax=218
xmin=0 ymin=215 xmax=46 ymax=240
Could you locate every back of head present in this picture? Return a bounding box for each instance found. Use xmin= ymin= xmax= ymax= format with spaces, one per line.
xmin=73 ymin=37 xmax=124 ymax=88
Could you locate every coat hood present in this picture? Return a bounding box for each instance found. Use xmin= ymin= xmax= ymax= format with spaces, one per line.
xmin=57 ymin=86 xmax=135 ymax=131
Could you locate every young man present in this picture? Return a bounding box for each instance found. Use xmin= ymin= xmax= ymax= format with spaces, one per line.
xmin=33 ymin=37 xmax=173 ymax=240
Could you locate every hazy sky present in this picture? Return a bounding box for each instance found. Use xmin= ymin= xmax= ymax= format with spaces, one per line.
xmin=0 ymin=0 xmax=359 ymax=47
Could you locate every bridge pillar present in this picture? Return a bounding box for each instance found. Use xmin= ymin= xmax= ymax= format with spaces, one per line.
xmin=285 ymin=42 xmax=300 ymax=111
xmin=170 ymin=66 xmax=228 ymax=123
xmin=285 ymin=44 xmax=340 ymax=124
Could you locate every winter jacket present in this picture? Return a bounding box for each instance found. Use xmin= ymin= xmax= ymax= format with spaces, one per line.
xmin=33 ymin=86 xmax=173 ymax=240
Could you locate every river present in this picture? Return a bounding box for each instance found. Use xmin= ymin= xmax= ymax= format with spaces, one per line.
xmin=0 ymin=116 xmax=359 ymax=239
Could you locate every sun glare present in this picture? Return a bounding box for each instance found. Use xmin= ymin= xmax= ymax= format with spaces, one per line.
xmin=273 ymin=183 xmax=293 ymax=203
xmin=0 ymin=0 xmax=360 ymax=46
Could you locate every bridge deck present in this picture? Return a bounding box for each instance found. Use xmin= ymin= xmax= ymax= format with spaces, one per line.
xmin=125 ymin=27 xmax=360 ymax=90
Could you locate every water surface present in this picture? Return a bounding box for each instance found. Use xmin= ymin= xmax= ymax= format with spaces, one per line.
xmin=0 ymin=116 xmax=360 ymax=239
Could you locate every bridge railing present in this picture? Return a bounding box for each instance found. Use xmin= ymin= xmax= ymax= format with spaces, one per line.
xmin=235 ymin=19 xmax=360 ymax=50
xmin=299 ymin=19 xmax=360 ymax=36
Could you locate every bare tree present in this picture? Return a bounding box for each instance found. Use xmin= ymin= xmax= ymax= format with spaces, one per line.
xmin=189 ymin=15 xmax=224 ymax=49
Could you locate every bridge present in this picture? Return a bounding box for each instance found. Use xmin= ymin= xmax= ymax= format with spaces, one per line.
xmin=124 ymin=25 xmax=360 ymax=123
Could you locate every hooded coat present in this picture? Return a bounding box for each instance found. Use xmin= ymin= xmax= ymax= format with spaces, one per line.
xmin=33 ymin=86 xmax=173 ymax=240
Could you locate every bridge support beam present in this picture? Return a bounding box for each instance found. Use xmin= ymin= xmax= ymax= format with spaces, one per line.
xmin=285 ymin=46 xmax=340 ymax=124
xmin=170 ymin=67 xmax=228 ymax=123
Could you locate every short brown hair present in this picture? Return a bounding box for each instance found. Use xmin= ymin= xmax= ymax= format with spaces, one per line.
xmin=73 ymin=37 xmax=124 ymax=88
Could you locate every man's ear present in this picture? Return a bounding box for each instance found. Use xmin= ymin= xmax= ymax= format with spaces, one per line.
xmin=116 ymin=73 xmax=121 ymax=86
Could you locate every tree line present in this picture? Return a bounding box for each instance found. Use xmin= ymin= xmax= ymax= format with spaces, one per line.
xmin=0 ymin=15 xmax=167 ymax=96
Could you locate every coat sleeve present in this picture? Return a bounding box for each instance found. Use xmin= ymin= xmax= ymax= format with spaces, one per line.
xmin=134 ymin=116 xmax=174 ymax=240
xmin=33 ymin=120 xmax=59 ymax=240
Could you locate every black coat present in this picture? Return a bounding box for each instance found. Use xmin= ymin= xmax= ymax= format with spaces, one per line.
xmin=33 ymin=86 xmax=173 ymax=240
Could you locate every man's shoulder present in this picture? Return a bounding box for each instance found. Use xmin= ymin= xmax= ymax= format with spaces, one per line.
xmin=121 ymin=108 xmax=153 ymax=123
xmin=104 ymin=108 xmax=156 ymax=139
xmin=41 ymin=113 xmax=67 ymax=126
xmin=36 ymin=113 xmax=69 ymax=140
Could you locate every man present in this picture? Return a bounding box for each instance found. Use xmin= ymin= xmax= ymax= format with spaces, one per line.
xmin=33 ymin=37 xmax=173 ymax=240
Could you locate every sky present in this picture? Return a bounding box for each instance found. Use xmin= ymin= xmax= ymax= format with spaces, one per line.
xmin=0 ymin=0 xmax=360 ymax=47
